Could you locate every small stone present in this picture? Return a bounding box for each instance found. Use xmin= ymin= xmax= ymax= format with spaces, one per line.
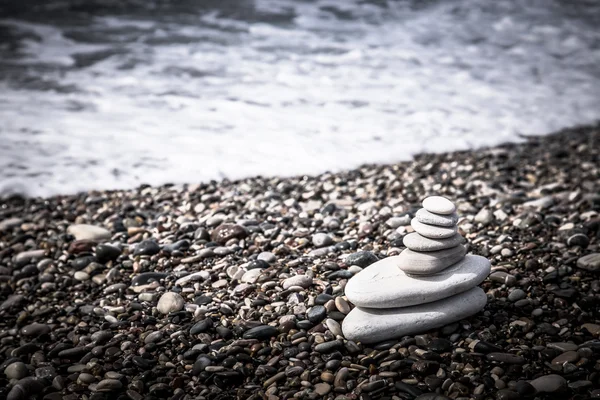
xmin=257 ymin=251 xmax=276 ymax=264
xmin=415 ymin=209 xmax=458 ymax=227
xmin=582 ymin=323 xmax=600 ymax=336
xmin=95 ymin=244 xmax=122 ymax=263
xmin=67 ymin=224 xmax=111 ymax=241
xmin=397 ymin=245 xmax=466 ymax=275
xmin=411 ymin=218 xmax=457 ymax=239
xmin=307 ymin=305 xmax=327 ymax=323
xmin=21 ymin=323 xmax=51 ymax=337
xmin=95 ymin=379 xmax=123 ymax=392
xmin=474 ymin=208 xmax=493 ymax=225
xmin=282 ymin=275 xmax=313 ymax=289
xmin=577 ymin=253 xmax=600 ymax=272
xmin=508 ymin=289 xmax=526 ymax=302
xmin=134 ymin=240 xmax=160 ymax=256
xmin=325 ymin=319 xmax=343 ymax=336
xmin=211 ymin=224 xmax=248 ymax=244
xmin=344 ymin=251 xmax=378 ymax=268
xmin=14 ymin=250 xmax=46 ymax=267
xmin=529 ymin=374 xmax=566 ymax=393
xmin=157 ymin=292 xmax=185 ymax=314
xmin=4 ymin=362 xmax=28 ymax=380
xmin=243 ymin=325 xmax=278 ymax=340
xmin=241 ymin=269 xmax=262 ymax=283
xmin=486 ymin=353 xmax=526 ymax=365
xmin=74 ymin=271 xmax=90 ymax=281
xmin=313 ymin=383 xmax=331 ymax=396
xmin=190 ymin=319 xmax=213 ymax=335
xmin=403 ymin=233 xmax=465 ymax=252
xmin=335 ymin=297 xmax=351 ymax=314
xmin=551 ymin=351 xmax=579 ymax=365
xmin=422 ymin=196 xmax=456 ymax=215
xmin=313 ymin=233 xmax=334 ymax=247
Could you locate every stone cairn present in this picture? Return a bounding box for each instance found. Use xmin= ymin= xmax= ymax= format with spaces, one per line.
xmin=342 ymin=196 xmax=491 ymax=344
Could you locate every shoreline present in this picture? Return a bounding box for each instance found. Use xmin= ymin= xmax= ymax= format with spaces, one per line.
xmin=0 ymin=123 xmax=599 ymax=399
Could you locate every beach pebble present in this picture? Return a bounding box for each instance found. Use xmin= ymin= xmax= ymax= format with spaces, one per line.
xmin=403 ymin=233 xmax=465 ymax=252
xmin=312 ymin=233 xmax=333 ymax=247
xmin=344 ymin=251 xmax=378 ymax=268
xmin=157 ymin=292 xmax=185 ymax=314
xmin=282 ymin=275 xmax=313 ymax=289
xmin=397 ymin=246 xmax=466 ymax=275
xmin=345 ymin=255 xmax=490 ymax=308
xmin=411 ymin=218 xmax=457 ymax=239
xmin=67 ymin=224 xmax=111 ymax=241
xmin=576 ymin=253 xmax=600 ymax=272
xmin=4 ymin=362 xmax=28 ymax=380
xmin=415 ymin=209 xmax=458 ymax=227
xmin=422 ymin=196 xmax=456 ymax=215
xmin=529 ymin=374 xmax=567 ymax=393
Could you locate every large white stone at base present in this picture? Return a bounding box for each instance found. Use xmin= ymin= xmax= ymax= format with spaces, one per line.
xmin=342 ymin=287 xmax=487 ymax=344
xmin=345 ymin=254 xmax=490 ymax=308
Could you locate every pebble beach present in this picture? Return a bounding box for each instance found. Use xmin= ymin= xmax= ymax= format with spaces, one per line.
xmin=1 ymin=123 xmax=599 ymax=400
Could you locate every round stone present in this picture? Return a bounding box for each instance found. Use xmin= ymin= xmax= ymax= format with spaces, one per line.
xmin=397 ymin=245 xmax=466 ymax=275
xmin=4 ymin=362 xmax=28 ymax=380
xmin=576 ymin=253 xmax=600 ymax=272
xmin=345 ymin=254 xmax=490 ymax=308
xmin=282 ymin=275 xmax=313 ymax=289
xmin=411 ymin=218 xmax=458 ymax=239
xmin=403 ymin=233 xmax=465 ymax=252
xmin=157 ymin=292 xmax=185 ymax=315
xmin=342 ymin=287 xmax=487 ymax=344
xmin=416 ymin=209 xmax=458 ymax=227
xmin=422 ymin=196 xmax=456 ymax=215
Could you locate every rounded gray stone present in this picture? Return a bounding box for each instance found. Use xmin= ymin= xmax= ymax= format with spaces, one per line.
xmin=576 ymin=253 xmax=600 ymax=272
xmin=345 ymin=254 xmax=490 ymax=308
xmin=397 ymin=245 xmax=466 ymax=275
xmin=403 ymin=232 xmax=465 ymax=252
xmin=342 ymin=287 xmax=487 ymax=344
xmin=422 ymin=196 xmax=456 ymax=215
xmin=411 ymin=218 xmax=457 ymax=239
xmin=415 ymin=208 xmax=458 ymax=227
xmin=157 ymin=292 xmax=185 ymax=315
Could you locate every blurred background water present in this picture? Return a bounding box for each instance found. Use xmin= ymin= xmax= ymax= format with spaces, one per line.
xmin=1 ymin=0 xmax=599 ymax=197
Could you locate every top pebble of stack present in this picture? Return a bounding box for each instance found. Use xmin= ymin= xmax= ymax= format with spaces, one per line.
xmin=422 ymin=196 xmax=456 ymax=215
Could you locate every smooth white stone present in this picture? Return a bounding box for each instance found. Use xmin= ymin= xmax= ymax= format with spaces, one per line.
xmin=342 ymin=287 xmax=487 ymax=344
xmin=415 ymin=208 xmax=458 ymax=227
xmin=345 ymin=254 xmax=490 ymax=308
xmin=67 ymin=224 xmax=111 ymax=241
xmin=422 ymin=196 xmax=456 ymax=215
xmin=411 ymin=218 xmax=457 ymax=239
xmin=403 ymin=232 xmax=464 ymax=251
xmin=397 ymin=245 xmax=466 ymax=275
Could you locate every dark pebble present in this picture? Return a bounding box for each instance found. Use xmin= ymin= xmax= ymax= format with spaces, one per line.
xmin=344 ymin=251 xmax=378 ymax=268
xmin=486 ymin=353 xmax=526 ymax=364
xmin=327 ymin=270 xmax=354 ymax=279
xmin=243 ymin=325 xmax=278 ymax=340
xmin=192 ymin=357 xmax=212 ymax=375
xmin=307 ymin=305 xmax=327 ymax=323
xmin=362 ymin=380 xmax=386 ymax=392
xmin=495 ymin=389 xmax=520 ymax=400
xmin=473 ymin=341 xmax=503 ymax=354
xmin=211 ymin=224 xmax=248 ymax=244
xmin=7 ymin=377 xmax=47 ymax=400
xmin=95 ymin=244 xmax=122 ymax=263
xmin=515 ymin=381 xmax=536 ymax=396
xmin=567 ymin=233 xmax=589 ymax=248
xmin=190 ymin=319 xmax=213 ymax=335
xmin=130 ymin=272 xmax=168 ymax=286
xmin=428 ymin=338 xmax=452 ymax=353
xmin=21 ymin=323 xmax=51 ymax=337
xmin=395 ymin=381 xmax=423 ymax=397
xmin=194 ymin=295 xmax=213 ymax=305
xmin=133 ymin=240 xmax=160 ymax=256
xmin=315 ymin=294 xmax=333 ymax=305
xmin=247 ymin=260 xmax=269 ymax=270
xmin=315 ymin=340 xmax=343 ymax=353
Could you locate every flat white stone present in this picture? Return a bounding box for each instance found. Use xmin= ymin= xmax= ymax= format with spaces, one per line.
xmin=345 ymin=254 xmax=490 ymax=308
xmin=411 ymin=218 xmax=457 ymax=239
xmin=415 ymin=209 xmax=458 ymax=227
xmin=67 ymin=224 xmax=111 ymax=241
xmin=403 ymin=232 xmax=464 ymax=251
xmin=397 ymin=245 xmax=466 ymax=275
xmin=342 ymin=287 xmax=487 ymax=344
xmin=422 ymin=196 xmax=456 ymax=215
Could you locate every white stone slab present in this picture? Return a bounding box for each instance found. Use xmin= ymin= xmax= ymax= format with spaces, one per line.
xmin=415 ymin=208 xmax=458 ymax=227
xmin=411 ymin=218 xmax=457 ymax=239
xmin=403 ymin=232 xmax=464 ymax=251
xmin=397 ymin=245 xmax=466 ymax=275
xmin=422 ymin=196 xmax=456 ymax=215
xmin=345 ymin=254 xmax=490 ymax=308
xmin=342 ymin=287 xmax=487 ymax=344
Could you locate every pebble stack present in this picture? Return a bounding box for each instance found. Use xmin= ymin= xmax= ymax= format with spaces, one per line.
xmin=343 ymin=196 xmax=491 ymax=343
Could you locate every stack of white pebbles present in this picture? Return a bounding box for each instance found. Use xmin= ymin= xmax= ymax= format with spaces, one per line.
xmin=342 ymin=196 xmax=491 ymax=343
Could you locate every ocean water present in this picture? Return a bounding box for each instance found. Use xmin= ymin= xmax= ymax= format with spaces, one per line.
xmin=1 ymin=0 xmax=599 ymax=197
